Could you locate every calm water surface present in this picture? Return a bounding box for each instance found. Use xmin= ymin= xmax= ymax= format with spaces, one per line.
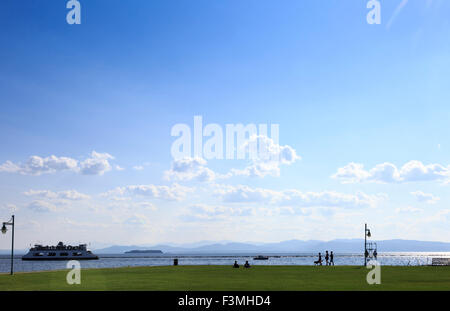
xmin=1 ymin=252 xmax=449 ymax=273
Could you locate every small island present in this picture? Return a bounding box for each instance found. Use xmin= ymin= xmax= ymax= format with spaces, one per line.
xmin=125 ymin=250 xmax=163 ymax=254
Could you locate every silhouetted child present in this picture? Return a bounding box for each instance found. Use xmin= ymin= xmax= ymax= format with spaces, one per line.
xmin=244 ymin=261 xmax=251 ymax=268
xmin=233 ymin=261 xmax=239 ymax=268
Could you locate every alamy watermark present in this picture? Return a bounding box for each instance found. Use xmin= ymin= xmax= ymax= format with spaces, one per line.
xmin=367 ymin=0 xmax=381 ymax=25
xmin=66 ymin=0 xmax=81 ymax=25
xmin=64 ymin=1 xmax=379 ymax=26
xmin=170 ymin=116 xmax=280 ymax=161
xmin=66 ymin=260 xmax=81 ymax=285
xmin=366 ymin=260 xmax=381 ymax=285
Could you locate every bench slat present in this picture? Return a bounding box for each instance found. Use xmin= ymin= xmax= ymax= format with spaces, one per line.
xmin=431 ymin=258 xmax=450 ymax=266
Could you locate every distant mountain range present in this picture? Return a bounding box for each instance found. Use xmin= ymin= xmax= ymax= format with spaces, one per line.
xmin=92 ymin=239 xmax=450 ymax=254
xmin=2 ymin=239 xmax=448 ymax=255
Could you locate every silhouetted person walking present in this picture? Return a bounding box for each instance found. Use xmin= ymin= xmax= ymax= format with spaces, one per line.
xmin=325 ymin=251 xmax=329 ymax=266
xmin=330 ymin=251 xmax=334 ymax=266
xmin=314 ymin=252 xmax=322 ymax=265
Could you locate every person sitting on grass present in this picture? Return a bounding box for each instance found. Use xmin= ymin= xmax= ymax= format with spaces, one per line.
xmin=244 ymin=261 xmax=251 ymax=268
xmin=314 ymin=252 xmax=322 ymax=266
xmin=330 ymin=251 xmax=334 ymax=266
xmin=233 ymin=260 xmax=240 ymax=268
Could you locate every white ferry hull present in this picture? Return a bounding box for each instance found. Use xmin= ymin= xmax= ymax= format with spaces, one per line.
xmin=22 ymin=255 xmax=99 ymax=261
xmin=22 ymin=242 xmax=99 ymax=261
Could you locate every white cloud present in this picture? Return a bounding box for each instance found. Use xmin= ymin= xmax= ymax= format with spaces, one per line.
xmin=232 ymin=135 xmax=301 ymax=178
xmin=27 ymin=200 xmax=59 ymax=212
xmin=183 ymin=204 xmax=253 ymax=221
xmin=410 ymin=191 xmax=440 ymax=204
xmin=190 ymin=204 xmax=252 ymax=216
xmin=57 ymin=194 xmax=83 ymax=204
xmin=80 ymin=151 xmax=114 ymax=175
xmin=133 ymin=166 xmax=144 ymax=171
xmin=330 ymin=163 xmax=370 ymax=183
xmin=59 ymin=217 xmax=112 ymax=229
xmin=332 ymin=161 xmax=450 ymax=184
xmin=0 ymin=155 xmax=78 ymax=175
xmin=368 ymin=162 xmax=400 ymax=183
xmin=24 ymin=189 xmax=90 ymax=200
xmin=272 ymin=206 xmax=311 ymax=216
xmin=395 ymin=206 xmax=423 ymax=214
xmin=214 ymin=184 xmax=384 ymax=209
xmin=24 ymin=190 xmax=90 ymax=213
xmin=214 ymin=184 xmax=283 ymax=203
xmin=103 ymin=183 xmax=193 ymax=201
xmin=165 ymin=157 xmax=216 ymax=182
xmin=0 ymin=151 xmax=117 ymax=176
xmin=101 ymin=198 xmax=158 ymax=212
xmin=399 ymin=161 xmax=449 ymax=182
xmin=0 ymin=160 xmax=24 ymax=173
xmin=165 ymin=137 xmax=301 ymax=182
xmin=280 ymin=190 xmax=384 ymax=209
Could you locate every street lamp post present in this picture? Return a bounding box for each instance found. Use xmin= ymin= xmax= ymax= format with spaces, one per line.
xmin=2 ymin=215 xmax=15 ymax=275
xmin=364 ymin=223 xmax=371 ymax=266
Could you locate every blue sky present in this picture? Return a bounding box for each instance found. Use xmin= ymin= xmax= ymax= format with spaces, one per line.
xmin=0 ymin=0 xmax=449 ymax=249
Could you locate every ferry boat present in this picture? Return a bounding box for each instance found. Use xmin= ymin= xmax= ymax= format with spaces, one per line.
xmin=253 ymin=255 xmax=269 ymax=260
xmin=22 ymin=242 xmax=99 ymax=261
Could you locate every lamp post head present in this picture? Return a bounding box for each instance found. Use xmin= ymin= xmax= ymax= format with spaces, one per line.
xmin=1 ymin=224 xmax=7 ymax=234
xmin=367 ymin=229 xmax=371 ymax=238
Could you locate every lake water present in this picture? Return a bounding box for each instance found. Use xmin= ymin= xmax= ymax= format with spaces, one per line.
xmin=1 ymin=252 xmax=449 ymax=273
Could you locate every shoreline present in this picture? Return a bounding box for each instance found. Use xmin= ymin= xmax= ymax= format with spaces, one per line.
xmin=1 ymin=263 xmax=447 ymax=276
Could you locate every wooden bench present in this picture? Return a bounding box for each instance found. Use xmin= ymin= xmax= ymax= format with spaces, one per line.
xmin=431 ymin=258 xmax=450 ymax=266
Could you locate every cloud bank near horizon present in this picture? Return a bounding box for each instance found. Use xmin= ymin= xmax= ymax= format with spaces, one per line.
xmin=332 ymin=161 xmax=450 ymax=184
xmin=0 ymin=151 xmax=116 ymax=176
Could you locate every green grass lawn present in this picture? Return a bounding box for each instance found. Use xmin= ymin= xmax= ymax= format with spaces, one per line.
xmin=0 ymin=265 xmax=449 ymax=291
